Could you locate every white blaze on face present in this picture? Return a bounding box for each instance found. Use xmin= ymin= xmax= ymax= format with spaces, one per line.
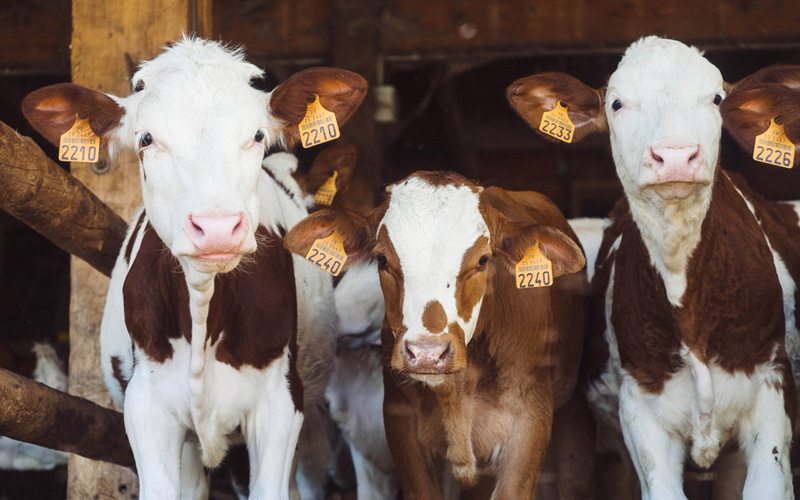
xmin=380 ymin=177 xmax=489 ymax=345
xmin=117 ymin=40 xmax=279 ymax=272
xmin=605 ymin=37 xmax=724 ymax=202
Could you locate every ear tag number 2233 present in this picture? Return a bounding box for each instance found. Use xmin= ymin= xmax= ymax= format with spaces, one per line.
xmin=753 ymin=117 xmax=795 ymax=169
xmin=306 ymin=230 xmax=347 ymax=276
xmin=299 ymin=95 xmax=340 ymax=149
xmin=515 ymin=242 xmax=552 ymax=289
xmin=59 ymin=115 xmax=100 ymax=163
xmin=539 ymin=101 xmax=574 ymax=144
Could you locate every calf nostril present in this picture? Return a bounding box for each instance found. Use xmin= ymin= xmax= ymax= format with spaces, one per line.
xmin=439 ymin=343 xmax=453 ymax=363
xmin=650 ymin=148 xmax=663 ymax=163
xmin=403 ymin=342 xmax=416 ymax=361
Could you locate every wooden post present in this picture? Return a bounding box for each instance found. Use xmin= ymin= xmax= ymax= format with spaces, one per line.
xmin=67 ymin=1 xmax=207 ymax=497
xmin=331 ymin=0 xmax=382 ymax=212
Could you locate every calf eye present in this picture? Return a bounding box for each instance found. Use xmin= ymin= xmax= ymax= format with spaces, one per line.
xmin=713 ymin=94 xmax=722 ymax=105
xmin=254 ymin=130 xmax=266 ymax=143
xmin=138 ymin=132 xmax=153 ymax=149
xmin=478 ymin=256 xmax=489 ymax=268
xmin=376 ymin=254 xmax=388 ymax=267
xmin=611 ymin=99 xmax=622 ymax=112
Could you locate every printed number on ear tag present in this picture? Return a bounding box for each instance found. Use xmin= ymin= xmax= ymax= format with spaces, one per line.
xmin=59 ymin=115 xmax=100 ymax=163
xmin=314 ymin=170 xmax=339 ymax=205
xmin=753 ymin=117 xmax=795 ymax=169
xmin=306 ymin=230 xmax=347 ymax=276
xmin=539 ymin=101 xmax=575 ymax=144
xmin=515 ymin=242 xmax=552 ymax=289
xmin=299 ymin=95 xmax=340 ymax=149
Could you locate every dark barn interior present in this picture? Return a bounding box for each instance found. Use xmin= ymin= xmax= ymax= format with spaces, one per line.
xmin=1 ymin=0 xmax=800 ymax=499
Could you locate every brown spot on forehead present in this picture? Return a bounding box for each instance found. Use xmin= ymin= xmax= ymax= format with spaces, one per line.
xmin=456 ymin=236 xmax=491 ymax=324
xmin=422 ymin=301 xmax=447 ymax=333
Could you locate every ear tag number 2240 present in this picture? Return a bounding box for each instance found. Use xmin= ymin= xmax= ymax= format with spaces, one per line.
xmin=59 ymin=115 xmax=100 ymax=163
xmin=515 ymin=242 xmax=552 ymax=289
xmin=306 ymin=230 xmax=347 ymax=276
xmin=299 ymin=95 xmax=340 ymax=149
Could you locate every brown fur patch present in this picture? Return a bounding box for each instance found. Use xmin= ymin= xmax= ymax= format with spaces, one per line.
xmin=422 ymin=300 xmax=447 ymax=333
xmin=455 ymin=236 xmax=491 ymax=323
xmin=111 ymin=356 xmax=129 ymax=393
xmin=124 ymin=211 xmax=146 ymax=265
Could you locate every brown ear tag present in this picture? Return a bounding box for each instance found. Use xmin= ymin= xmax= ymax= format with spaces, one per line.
xmin=59 ymin=114 xmax=100 ymax=163
xmin=299 ymin=95 xmax=341 ymax=149
xmin=515 ymin=242 xmax=553 ymax=289
xmin=306 ymin=229 xmax=347 ymax=276
xmin=753 ymin=117 xmax=795 ymax=169
xmin=313 ymin=170 xmax=339 ymax=205
xmin=539 ymin=101 xmax=574 ymax=144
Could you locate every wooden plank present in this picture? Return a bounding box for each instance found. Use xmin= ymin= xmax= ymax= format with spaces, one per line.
xmin=67 ymin=1 xmax=191 ymax=498
xmin=0 ymin=367 xmax=133 ymax=467
xmin=0 ymin=1 xmax=70 ymax=73
xmin=213 ymin=0 xmax=800 ymax=59
xmin=0 ymin=120 xmax=126 ymax=276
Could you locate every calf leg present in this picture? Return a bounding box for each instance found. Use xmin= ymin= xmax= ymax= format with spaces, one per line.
xmin=124 ymin=368 xmax=186 ymax=500
xmin=180 ymin=437 xmax=210 ymax=500
xmin=738 ymin=382 xmax=793 ymax=500
xmin=244 ymin=380 xmax=304 ymax=499
xmin=619 ymin=377 xmax=687 ymax=500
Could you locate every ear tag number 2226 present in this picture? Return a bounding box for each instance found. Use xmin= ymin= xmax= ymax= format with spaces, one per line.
xmin=299 ymin=95 xmax=340 ymax=149
xmin=515 ymin=242 xmax=552 ymax=289
xmin=539 ymin=101 xmax=574 ymax=144
xmin=306 ymin=230 xmax=347 ymax=276
xmin=753 ymin=117 xmax=795 ymax=169
xmin=59 ymin=115 xmax=100 ymax=163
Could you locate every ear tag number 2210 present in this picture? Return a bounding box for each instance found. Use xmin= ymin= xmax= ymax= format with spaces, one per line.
xmin=59 ymin=114 xmax=100 ymax=163
xmin=539 ymin=101 xmax=575 ymax=144
xmin=515 ymin=242 xmax=552 ymax=289
xmin=299 ymin=95 xmax=340 ymax=149
xmin=306 ymin=230 xmax=347 ymax=276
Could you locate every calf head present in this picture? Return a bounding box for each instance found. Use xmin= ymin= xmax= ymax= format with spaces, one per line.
xmin=508 ymin=36 xmax=726 ymax=205
xmin=285 ymin=171 xmax=584 ymax=386
xmin=22 ymin=37 xmax=366 ymax=278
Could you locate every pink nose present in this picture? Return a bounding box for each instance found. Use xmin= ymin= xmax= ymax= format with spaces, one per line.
xmin=403 ymin=338 xmax=453 ymax=374
xmin=648 ymin=145 xmax=703 ymax=183
xmin=184 ymin=212 xmax=248 ymax=255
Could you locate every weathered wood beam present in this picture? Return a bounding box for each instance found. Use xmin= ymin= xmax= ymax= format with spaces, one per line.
xmin=0 ymin=367 xmax=133 ymax=467
xmin=0 ymin=120 xmax=126 ymax=277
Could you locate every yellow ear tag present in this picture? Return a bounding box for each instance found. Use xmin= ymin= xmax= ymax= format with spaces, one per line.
xmin=753 ymin=117 xmax=795 ymax=169
xmin=58 ymin=115 xmax=100 ymax=163
xmin=306 ymin=229 xmax=347 ymax=276
xmin=515 ymin=242 xmax=553 ymax=289
xmin=313 ymin=170 xmax=339 ymax=206
xmin=299 ymin=95 xmax=341 ymax=149
xmin=539 ymin=101 xmax=575 ymax=144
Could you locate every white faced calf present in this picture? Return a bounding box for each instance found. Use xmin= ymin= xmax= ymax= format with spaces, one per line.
xmin=23 ymin=38 xmax=366 ymax=500
xmin=509 ymin=36 xmax=800 ymax=500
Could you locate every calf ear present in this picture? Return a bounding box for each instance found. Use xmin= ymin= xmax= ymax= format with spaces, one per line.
xmin=300 ymin=142 xmax=358 ymax=198
xmin=270 ymin=67 xmax=368 ymax=148
xmin=494 ymin=222 xmax=585 ymax=278
xmin=284 ymin=208 xmax=373 ymax=268
xmin=22 ymin=83 xmax=124 ymax=151
xmin=721 ymin=65 xmax=800 ymax=164
xmin=506 ymin=72 xmax=607 ymax=142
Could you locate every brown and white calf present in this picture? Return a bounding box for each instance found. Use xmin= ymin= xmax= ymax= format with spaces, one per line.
xmin=508 ymin=36 xmax=800 ymax=500
xmin=22 ymin=38 xmax=366 ymax=500
xmin=285 ymin=171 xmax=592 ymax=500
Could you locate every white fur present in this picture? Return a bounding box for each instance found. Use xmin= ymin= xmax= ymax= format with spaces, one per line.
xmin=567 ymin=217 xmax=606 ymax=282
xmin=326 ymin=261 xmax=398 ymax=499
xmin=0 ymin=343 xmax=69 ymax=471
xmin=379 ymin=177 xmax=488 ymax=347
xmin=97 ymin=39 xmax=339 ymax=499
